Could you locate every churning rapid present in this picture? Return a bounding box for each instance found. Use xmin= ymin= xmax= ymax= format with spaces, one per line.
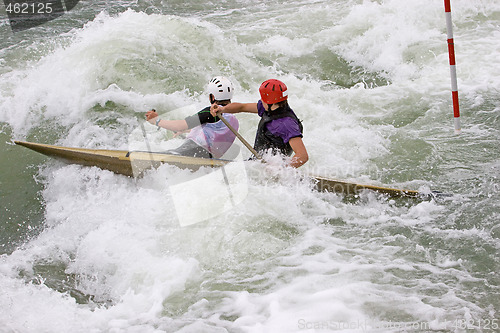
xmin=1 ymin=0 xmax=499 ymax=332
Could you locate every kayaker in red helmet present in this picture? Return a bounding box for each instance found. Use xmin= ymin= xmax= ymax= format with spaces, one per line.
xmin=211 ymin=79 xmax=308 ymax=168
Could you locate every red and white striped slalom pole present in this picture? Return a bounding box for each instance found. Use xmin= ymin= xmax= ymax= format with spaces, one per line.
xmin=444 ymin=0 xmax=461 ymax=133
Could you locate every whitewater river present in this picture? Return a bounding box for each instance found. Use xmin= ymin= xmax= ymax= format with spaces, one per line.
xmin=1 ymin=0 xmax=499 ymax=332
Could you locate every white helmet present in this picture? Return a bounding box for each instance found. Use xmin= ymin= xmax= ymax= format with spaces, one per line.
xmin=207 ymin=76 xmax=234 ymax=101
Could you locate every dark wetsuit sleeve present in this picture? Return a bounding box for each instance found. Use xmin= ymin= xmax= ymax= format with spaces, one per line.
xmin=184 ymin=107 xmax=219 ymax=129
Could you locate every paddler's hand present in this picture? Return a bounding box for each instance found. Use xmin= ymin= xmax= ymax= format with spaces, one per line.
xmin=210 ymin=104 xmax=223 ymax=117
xmin=145 ymin=109 xmax=158 ymax=123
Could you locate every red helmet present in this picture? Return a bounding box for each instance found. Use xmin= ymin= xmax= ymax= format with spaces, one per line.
xmin=259 ymin=79 xmax=288 ymax=104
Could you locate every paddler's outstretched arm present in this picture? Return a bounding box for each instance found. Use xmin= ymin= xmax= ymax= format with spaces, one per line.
xmin=210 ymin=102 xmax=258 ymax=116
xmin=145 ymin=110 xmax=189 ymax=132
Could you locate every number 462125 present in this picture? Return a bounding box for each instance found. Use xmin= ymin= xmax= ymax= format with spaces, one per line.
xmin=6 ymin=2 xmax=54 ymax=14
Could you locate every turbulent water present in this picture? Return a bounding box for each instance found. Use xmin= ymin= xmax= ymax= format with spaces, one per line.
xmin=1 ymin=0 xmax=499 ymax=332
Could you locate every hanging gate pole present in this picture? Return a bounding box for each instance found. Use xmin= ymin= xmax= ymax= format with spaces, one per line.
xmin=444 ymin=0 xmax=461 ymax=133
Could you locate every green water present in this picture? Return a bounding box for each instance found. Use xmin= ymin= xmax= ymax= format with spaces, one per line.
xmin=0 ymin=128 xmax=45 ymax=254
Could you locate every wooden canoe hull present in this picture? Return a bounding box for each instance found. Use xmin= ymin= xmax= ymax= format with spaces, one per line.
xmin=15 ymin=141 xmax=423 ymax=198
xmin=14 ymin=141 xmax=229 ymax=177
